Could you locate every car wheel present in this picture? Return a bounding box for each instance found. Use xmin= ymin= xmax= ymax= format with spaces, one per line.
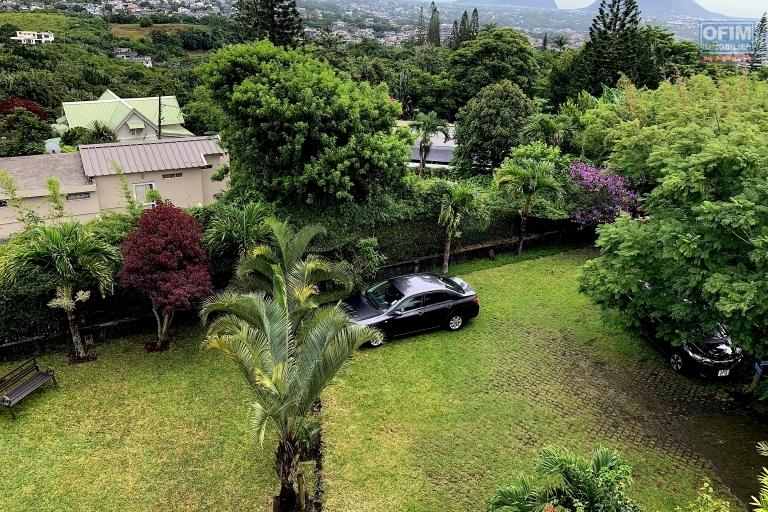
xmin=447 ymin=314 xmax=464 ymax=331
xmin=368 ymin=337 xmax=385 ymax=348
xmin=670 ymin=352 xmax=685 ymax=373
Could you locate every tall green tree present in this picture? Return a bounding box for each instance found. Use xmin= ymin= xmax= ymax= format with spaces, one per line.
xmin=411 ymin=111 xmax=450 ymax=178
xmin=751 ymin=12 xmax=768 ymax=70
xmin=1 ymin=222 xmax=119 ymax=361
xmin=494 ymin=157 xmax=561 ymax=255
xmin=489 ymin=446 xmax=641 ymax=511
xmin=450 ymin=28 xmax=539 ymax=103
xmin=470 ymin=8 xmax=479 ymax=37
xmin=427 ymin=2 xmax=441 ymax=47
xmin=199 ymin=41 xmax=411 ymax=206
xmin=453 ymin=80 xmax=537 ymax=175
xmin=553 ymin=33 xmax=569 ymax=51
xmin=201 ymin=278 xmax=380 ymax=512
xmin=458 ymin=10 xmax=471 ymax=45
xmin=235 ymin=0 xmax=303 ymax=47
xmin=416 ymin=6 xmax=426 ymax=45
xmin=448 ymin=20 xmax=459 ymax=50
xmin=582 ymin=0 xmax=641 ymax=95
xmin=0 ymin=108 xmax=51 ymax=157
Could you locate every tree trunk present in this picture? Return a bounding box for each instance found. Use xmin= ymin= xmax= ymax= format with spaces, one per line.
xmin=275 ymin=437 xmax=299 ymax=512
xmin=66 ymin=309 xmax=88 ymax=361
xmin=443 ymin=234 xmax=452 ymax=273
xmin=152 ymin=308 xmax=174 ymax=350
xmin=517 ymin=198 xmax=531 ymax=256
xmin=419 ymin=143 xmax=426 ymax=178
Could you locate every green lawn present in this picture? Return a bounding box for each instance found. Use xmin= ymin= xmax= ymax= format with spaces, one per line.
xmin=0 ymin=249 xmax=741 ymax=511
xmin=0 ymin=12 xmax=74 ymax=33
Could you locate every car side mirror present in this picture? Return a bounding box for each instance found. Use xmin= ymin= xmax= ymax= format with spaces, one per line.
xmin=392 ymin=310 xmax=403 ymax=316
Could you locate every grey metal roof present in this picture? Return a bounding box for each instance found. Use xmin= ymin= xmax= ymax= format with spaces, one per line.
xmin=0 ymin=152 xmax=89 ymax=194
xmin=79 ymin=136 xmax=226 ymax=177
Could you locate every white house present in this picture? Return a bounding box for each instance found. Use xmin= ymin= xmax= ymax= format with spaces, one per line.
xmin=10 ymin=31 xmax=54 ymax=45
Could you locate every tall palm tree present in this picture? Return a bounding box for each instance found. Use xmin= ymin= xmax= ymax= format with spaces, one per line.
xmin=521 ymin=113 xmax=572 ymax=149
xmin=411 ymin=111 xmax=450 ymax=178
xmin=553 ymin=33 xmax=569 ymax=51
xmin=489 ymin=446 xmax=640 ymax=512
xmin=235 ymin=218 xmax=351 ymax=308
xmin=1 ymin=222 xmax=119 ymax=361
xmin=495 ymin=158 xmax=561 ymax=255
xmin=437 ymin=181 xmax=485 ymax=273
xmin=201 ymin=286 xmax=381 ymax=512
xmin=203 ymin=202 xmax=271 ymax=256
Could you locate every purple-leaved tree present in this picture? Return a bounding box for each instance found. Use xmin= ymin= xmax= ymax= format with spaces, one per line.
xmin=569 ymin=162 xmax=637 ymax=226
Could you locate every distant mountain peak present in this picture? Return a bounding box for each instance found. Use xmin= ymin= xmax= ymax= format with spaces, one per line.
xmin=582 ymin=0 xmax=724 ymax=18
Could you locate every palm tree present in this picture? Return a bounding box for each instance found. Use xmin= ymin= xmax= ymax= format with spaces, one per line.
xmin=495 ymin=158 xmax=561 ymax=256
xmin=87 ymin=121 xmax=118 ymax=144
xmin=754 ymin=442 xmax=768 ymax=512
xmin=521 ymin=113 xmax=572 ymax=149
xmin=437 ymin=181 xmax=485 ymax=273
xmin=235 ymin=218 xmax=350 ymax=308
xmin=1 ymin=222 xmax=119 ymax=361
xmin=203 ymin=202 xmax=271 ymax=256
xmin=489 ymin=446 xmax=640 ymax=512
xmin=411 ymin=111 xmax=450 ymax=178
xmin=201 ymin=284 xmax=381 ymax=512
xmin=553 ymin=33 xmax=569 ymax=51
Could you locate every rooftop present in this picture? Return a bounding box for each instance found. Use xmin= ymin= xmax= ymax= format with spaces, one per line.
xmin=60 ymin=89 xmax=185 ymax=132
xmin=0 ymin=153 xmax=89 ymax=196
xmin=79 ymin=136 xmax=226 ymax=177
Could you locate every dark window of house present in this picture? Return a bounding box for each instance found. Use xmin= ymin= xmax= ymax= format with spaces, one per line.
xmin=66 ymin=192 xmax=90 ymax=201
xmin=0 ymin=199 xmax=7 ymax=207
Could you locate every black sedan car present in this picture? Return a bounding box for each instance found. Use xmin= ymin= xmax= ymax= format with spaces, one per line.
xmin=642 ymin=319 xmax=743 ymax=378
xmin=347 ymin=273 xmax=479 ymax=346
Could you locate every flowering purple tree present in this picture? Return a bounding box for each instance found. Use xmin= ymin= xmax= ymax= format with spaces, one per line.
xmin=569 ymin=162 xmax=637 ymax=226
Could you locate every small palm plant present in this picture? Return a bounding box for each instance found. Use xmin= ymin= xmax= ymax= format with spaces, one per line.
xmin=754 ymin=442 xmax=768 ymax=512
xmin=495 ymin=157 xmax=561 ymax=255
xmin=204 ymin=202 xmax=272 ymax=256
xmin=202 ymin=232 xmax=381 ymax=511
xmin=411 ymin=111 xmax=450 ymax=178
xmin=489 ymin=446 xmax=640 ymax=512
xmin=2 ymin=222 xmax=119 ymax=361
xmin=87 ymin=121 xmax=118 ymax=144
xmin=437 ymin=181 xmax=486 ymax=273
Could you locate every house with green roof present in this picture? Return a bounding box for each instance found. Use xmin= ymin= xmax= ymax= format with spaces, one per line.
xmin=52 ymin=90 xmax=195 ymax=142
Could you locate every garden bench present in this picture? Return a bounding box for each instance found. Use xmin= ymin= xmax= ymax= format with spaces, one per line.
xmin=0 ymin=358 xmax=57 ymax=420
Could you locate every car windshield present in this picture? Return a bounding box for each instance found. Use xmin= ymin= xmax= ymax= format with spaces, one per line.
xmin=365 ymin=280 xmax=404 ymax=311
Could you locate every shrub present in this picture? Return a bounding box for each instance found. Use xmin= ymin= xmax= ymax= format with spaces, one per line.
xmin=568 ymin=162 xmax=637 ymax=226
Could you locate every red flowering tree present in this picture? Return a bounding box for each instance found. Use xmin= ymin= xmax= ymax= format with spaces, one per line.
xmin=119 ymin=202 xmax=213 ymax=350
xmin=0 ymin=98 xmax=47 ymax=120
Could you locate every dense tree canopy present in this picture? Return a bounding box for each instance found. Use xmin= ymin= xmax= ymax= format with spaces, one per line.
xmin=450 ymin=28 xmax=539 ymax=104
xmin=580 ymin=75 xmax=768 ymax=358
xmin=199 ymin=41 xmax=412 ymax=206
xmin=453 ymin=80 xmax=537 ymax=175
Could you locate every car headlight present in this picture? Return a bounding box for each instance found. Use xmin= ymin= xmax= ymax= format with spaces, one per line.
xmin=683 ymin=346 xmax=706 ymax=362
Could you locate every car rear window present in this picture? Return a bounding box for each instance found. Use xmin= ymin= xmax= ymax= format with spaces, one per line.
xmin=365 ymin=280 xmax=404 ymax=311
xmin=439 ymin=277 xmax=463 ymax=294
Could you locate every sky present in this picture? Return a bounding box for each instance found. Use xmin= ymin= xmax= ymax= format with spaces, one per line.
xmin=555 ymin=0 xmax=766 ymax=18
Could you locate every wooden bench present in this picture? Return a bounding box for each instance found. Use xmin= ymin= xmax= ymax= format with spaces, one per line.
xmin=0 ymin=359 xmax=57 ymax=419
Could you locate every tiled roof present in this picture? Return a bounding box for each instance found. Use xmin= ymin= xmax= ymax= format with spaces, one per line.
xmin=0 ymin=153 xmax=89 ymax=194
xmin=79 ymin=136 xmax=226 ymax=177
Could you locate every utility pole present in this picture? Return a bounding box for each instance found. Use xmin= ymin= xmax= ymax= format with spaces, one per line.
xmin=157 ymin=93 xmax=162 ymax=139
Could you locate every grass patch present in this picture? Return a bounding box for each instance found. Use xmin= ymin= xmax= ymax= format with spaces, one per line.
xmin=0 ymin=12 xmax=74 ymax=32
xmin=109 ymin=23 xmax=200 ymax=40
xmin=0 ymin=327 xmax=276 ymax=512
xmin=322 ymin=248 xmax=736 ymax=512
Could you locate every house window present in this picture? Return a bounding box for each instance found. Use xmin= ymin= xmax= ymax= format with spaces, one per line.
xmin=66 ymin=192 xmax=91 ymax=201
xmin=162 ymin=172 xmax=182 ymax=179
xmin=130 ymin=128 xmax=142 ymax=136
xmin=133 ymin=182 xmax=155 ymax=207
xmin=200 ymin=164 xmax=213 ymax=169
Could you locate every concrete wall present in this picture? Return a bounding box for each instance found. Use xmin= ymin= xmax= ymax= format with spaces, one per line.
xmin=0 ymin=155 xmax=228 ymax=239
xmin=0 ymin=184 xmax=100 ymax=239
